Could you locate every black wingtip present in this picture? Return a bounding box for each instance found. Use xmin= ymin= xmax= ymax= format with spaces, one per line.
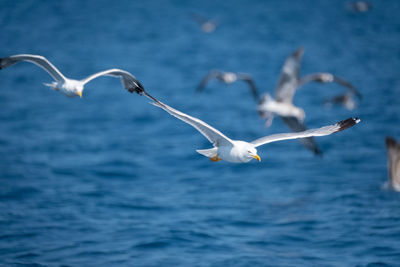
xmin=337 ymin=117 xmax=361 ymax=132
xmin=0 ymin=58 xmax=4 ymax=69
xmin=386 ymin=137 xmax=399 ymax=148
xmin=314 ymin=147 xmax=323 ymax=157
xmin=128 ymin=79 xmax=145 ymax=95
xmin=293 ymin=47 xmax=305 ymax=59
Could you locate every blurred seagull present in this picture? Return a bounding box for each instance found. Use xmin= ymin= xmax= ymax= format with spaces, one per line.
xmin=348 ymin=1 xmax=371 ymax=12
xmin=323 ymin=92 xmax=358 ymax=110
xmin=385 ymin=137 xmax=400 ymax=191
xmin=191 ymin=13 xmax=218 ymax=33
xmin=0 ymin=54 xmax=145 ymax=97
xmin=298 ymin=72 xmax=362 ymax=110
xmin=150 ymin=96 xmax=360 ymax=163
xmin=196 ymin=69 xmax=259 ymax=101
xmin=258 ymin=47 xmax=361 ymax=154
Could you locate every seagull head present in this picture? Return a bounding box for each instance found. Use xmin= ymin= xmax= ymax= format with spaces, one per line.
xmin=230 ymin=141 xmax=261 ymax=163
xmin=75 ymin=84 xmax=84 ymax=98
xmin=246 ymin=146 xmax=261 ymax=162
xmin=61 ymin=79 xmax=84 ymax=98
xmin=259 ymin=93 xmax=273 ymax=105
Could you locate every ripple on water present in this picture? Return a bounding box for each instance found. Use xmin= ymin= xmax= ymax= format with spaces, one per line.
xmin=0 ymin=186 xmax=41 ymax=201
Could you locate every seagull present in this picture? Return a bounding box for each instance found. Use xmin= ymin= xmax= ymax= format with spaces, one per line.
xmin=298 ymin=72 xmax=362 ymax=110
xmin=196 ymin=69 xmax=259 ymax=101
xmin=385 ymin=137 xmax=400 ymax=191
xmin=348 ymin=1 xmax=371 ymax=12
xmin=257 ymin=47 xmax=361 ymax=154
xmin=0 ymin=54 xmax=145 ymax=97
xmin=150 ymin=96 xmax=360 ymax=163
xmin=191 ymin=13 xmax=218 ymax=33
xmin=323 ymin=92 xmax=358 ymax=110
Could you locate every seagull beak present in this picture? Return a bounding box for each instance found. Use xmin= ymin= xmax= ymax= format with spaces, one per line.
xmin=77 ymin=91 xmax=82 ymax=98
xmin=252 ymin=154 xmax=261 ymax=162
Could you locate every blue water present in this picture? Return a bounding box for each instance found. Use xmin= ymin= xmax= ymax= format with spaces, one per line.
xmin=0 ymin=0 xmax=400 ymax=266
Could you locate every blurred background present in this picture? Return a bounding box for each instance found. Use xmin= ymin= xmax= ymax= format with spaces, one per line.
xmin=0 ymin=0 xmax=399 ymax=266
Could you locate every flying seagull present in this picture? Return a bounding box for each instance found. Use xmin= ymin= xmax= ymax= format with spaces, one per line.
xmin=0 ymin=54 xmax=145 ymax=97
xmin=298 ymin=72 xmax=362 ymax=110
xmin=191 ymin=13 xmax=218 ymax=33
xmin=150 ymin=96 xmax=360 ymax=163
xmin=348 ymin=1 xmax=371 ymax=12
xmin=385 ymin=137 xmax=400 ymax=191
xmin=257 ymin=47 xmax=361 ymax=154
xmin=196 ymin=69 xmax=259 ymax=101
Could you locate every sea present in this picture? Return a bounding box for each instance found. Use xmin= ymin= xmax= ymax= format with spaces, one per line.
xmin=0 ymin=0 xmax=399 ymax=266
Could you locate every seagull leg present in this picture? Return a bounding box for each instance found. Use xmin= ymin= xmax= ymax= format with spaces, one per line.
xmin=263 ymin=113 xmax=274 ymax=128
xmin=209 ymin=155 xmax=222 ymax=162
xmin=43 ymin=82 xmax=58 ymax=91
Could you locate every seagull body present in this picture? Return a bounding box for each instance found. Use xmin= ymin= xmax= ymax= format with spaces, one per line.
xmin=258 ymin=93 xmax=305 ymax=122
xmin=197 ymin=69 xmax=259 ymax=101
xmin=324 ymin=92 xmax=357 ymax=110
xmin=385 ymin=137 xmax=400 ymax=191
xmin=150 ymin=96 xmax=360 ymax=163
xmin=0 ymin=54 xmax=145 ymax=97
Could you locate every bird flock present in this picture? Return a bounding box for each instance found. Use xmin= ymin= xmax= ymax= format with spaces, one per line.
xmin=1 ymin=53 xmax=360 ymax=162
xmin=0 ymin=50 xmax=396 ymax=190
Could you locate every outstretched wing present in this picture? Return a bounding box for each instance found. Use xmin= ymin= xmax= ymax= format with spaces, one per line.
xmin=298 ymin=72 xmax=362 ymax=99
xmin=0 ymin=54 xmax=66 ymax=82
xmin=251 ymin=117 xmax=360 ymax=147
xmin=151 ymin=98 xmax=234 ymax=147
xmin=81 ymin=68 xmax=145 ymax=94
xmin=275 ymin=47 xmax=304 ymax=103
xmin=236 ymin=73 xmax=260 ymax=101
xmin=196 ymin=70 xmax=222 ymax=92
xmin=280 ymin=116 xmax=322 ymax=155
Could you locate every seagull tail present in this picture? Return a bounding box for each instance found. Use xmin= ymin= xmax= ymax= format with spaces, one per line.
xmin=196 ymin=147 xmax=218 ymax=158
xmin=43 ymin=82 xmax=58 ymax=90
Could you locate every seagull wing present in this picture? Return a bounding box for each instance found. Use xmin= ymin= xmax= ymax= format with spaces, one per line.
xmin=81 ymin=68 xmax=145 ymax=94
xmin=385 ymin=137 xmax=400 ymax=184
xmin=275 ymin=48 xmax=304 ymax=103
xmin=280 ymin=116 xmax=322 ymax=155
xmin=332 ymin=75 xmax=362 ymax=99
xmin=196 ymin=70 xmax=222 ymax=92
xmin=298 ymin=72 xmax=362 ymax=99
xmin=251 ymin=117 xmax=360 ymax=147
xmin=151 ymin=99 xmax=234 ymax=147
xmin=236 ymin=73 xmax=260 ymax=101
xmin=0 ymin=54 xmax=67 ymax=82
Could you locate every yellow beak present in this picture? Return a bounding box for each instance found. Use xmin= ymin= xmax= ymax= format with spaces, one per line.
xmin=252 ymin=154 xmax=261 ymax=162
xmin=77 ymin=91 xmax=82 ymax=98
